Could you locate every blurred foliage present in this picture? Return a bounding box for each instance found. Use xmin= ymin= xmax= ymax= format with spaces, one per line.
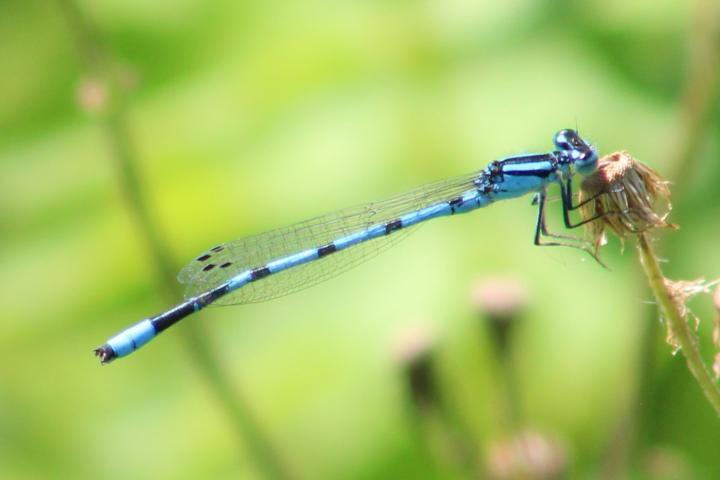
xmin=1 ymin=0 xmax=719 ymax=479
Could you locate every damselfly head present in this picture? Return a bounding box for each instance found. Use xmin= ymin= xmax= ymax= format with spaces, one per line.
xmin=554 ymin=129 xmax=598 ymax=175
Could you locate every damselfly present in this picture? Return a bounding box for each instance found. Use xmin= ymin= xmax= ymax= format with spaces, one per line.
xmin=95 ymin=129 xmax=604 ymax=364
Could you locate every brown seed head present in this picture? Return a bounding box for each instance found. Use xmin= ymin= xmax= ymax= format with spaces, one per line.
xmin=580 ymin=151 xmax=676 ymax=253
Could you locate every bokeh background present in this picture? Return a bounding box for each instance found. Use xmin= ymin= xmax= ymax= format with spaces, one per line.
xmin=2 ymin=0 xmax=719 ymax=478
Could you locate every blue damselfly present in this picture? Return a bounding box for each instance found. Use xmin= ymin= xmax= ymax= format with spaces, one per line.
xmin=96 ymin=129 xmax=603 ymax=364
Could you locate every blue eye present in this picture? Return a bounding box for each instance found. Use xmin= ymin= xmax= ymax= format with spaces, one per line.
xmin=553 ymin=129 xmax=580 ymax=150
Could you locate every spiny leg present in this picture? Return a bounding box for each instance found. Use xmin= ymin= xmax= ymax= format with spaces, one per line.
xmin=533 ymin=190 xmax=608 ymax=267
xmin=531 ymin=176 xmax=603 ymax=241
xmin=559 ymin=177 xmax=643 ymax=232
xmin=533 ymin=191 xmax=586 ymax=246
xmin=559 ymin=177 xmax=607 ymax=229
xmin=531 ymin=192 xmax=584 ymax=242
xmin=562 ymin=176 xmax=603 ymax=211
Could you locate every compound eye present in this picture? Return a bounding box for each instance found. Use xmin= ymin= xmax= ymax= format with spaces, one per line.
xmin=554 ymin=129 xmax=575 ymax=150
xmin=555 ymin=129 xmax=587 ymax=151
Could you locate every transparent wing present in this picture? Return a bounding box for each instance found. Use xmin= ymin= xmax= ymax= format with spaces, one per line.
xmin=178 ymin=171 xmax=480 ymax=305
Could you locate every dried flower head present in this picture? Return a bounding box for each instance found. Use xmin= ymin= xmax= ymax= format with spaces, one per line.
xmin=579 ymin=151 xmax=676 ymax=253
xmin=471 ymin=277 xmax=528 ymax=318
xmin=392 ymin=326 xmax=437 ymax=407
xmin=471 ymin=277 xmax=528 ymax=354
xmin=392 ymin=326 xmax=434 ymax=365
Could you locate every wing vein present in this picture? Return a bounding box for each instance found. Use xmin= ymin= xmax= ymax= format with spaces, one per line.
xmin=178 ymin=172 xmax=479 ymax=304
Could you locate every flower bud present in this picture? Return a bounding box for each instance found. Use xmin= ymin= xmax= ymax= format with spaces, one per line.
xmin=392 ymin=326 xmax=437 ymax=408
xmin=471 ymin=277 xmax=528 ymax=353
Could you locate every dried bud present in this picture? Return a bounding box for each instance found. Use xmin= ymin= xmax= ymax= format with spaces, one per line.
xmin=713 ymin=353 xmax=720 ymax=380
xmin=471 ymin=278 xmax=528 ymax=317
xmin=662 ymin=278 xmax=719 ymax=353
xmin=392 ymin=326 xmax=437 ymax=408
xmin=580 ymin=151 xmax=676 ymax=253
xmin=471 ymin=278 xmax=528 ymax=353
xmin=485 ymin=430 xmax=566 ymax=480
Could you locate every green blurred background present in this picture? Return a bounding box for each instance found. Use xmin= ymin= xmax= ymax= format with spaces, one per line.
xmin=2 ymin=0 xmax=719 ymax=478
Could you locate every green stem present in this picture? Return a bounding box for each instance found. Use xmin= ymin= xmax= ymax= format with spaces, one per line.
xmin=104 ymin=111 xmax=291 ymax=480
xmin=602 ymin=1 xmax=720 ymax=474
xmin=637 ymin=233 xmax=720 ymax=416
xmin=57 ymin=1 xmax=291 ymax=478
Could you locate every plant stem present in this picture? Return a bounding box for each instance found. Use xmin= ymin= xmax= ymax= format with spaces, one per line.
xmin=602 ymin=1 xmax=720 ymax=473
xmin=668 ymin=0 xmax=720 ymax=194
xmin=57 ymin=1 xmax=291 ymax=478
xmin=636 ymin=233 xmax=720 ymax=416
xmin=104 ymin=109 xmax=291 ymax=480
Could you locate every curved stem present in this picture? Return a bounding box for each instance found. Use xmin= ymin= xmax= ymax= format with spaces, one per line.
xmin=56 ymin=1 xmax=291 ymax=477
xmin=603 ymin=2 xmax=720 ymax=474
xmin=104 ymin=107 xmax=291 ymax=480
xmin=637 ymin=233 xmax=720 ymax=416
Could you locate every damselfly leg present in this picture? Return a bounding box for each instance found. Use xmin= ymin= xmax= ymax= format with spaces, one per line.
xmin=560 ymin=177 xmax=643 ymax=233
xmin=533 ymin=189 xmax=607 ymax=267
